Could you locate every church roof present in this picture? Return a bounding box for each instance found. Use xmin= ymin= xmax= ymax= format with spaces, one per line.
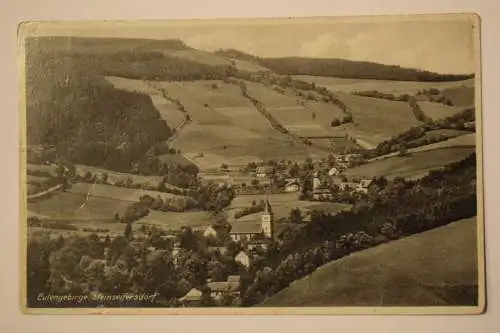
xmin=230 ymin=222 xmax=262 ymax=235
xmin=264 ymin=199 xmax=273 ymax=213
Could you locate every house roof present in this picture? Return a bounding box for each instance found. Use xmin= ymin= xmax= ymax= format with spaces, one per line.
xmin=208 ymin=246 xmax=228 ymax=255
xmin=227 ymin=275 xmax=241 ymax=283
xmin=359 ymin=179 xmax=374 ymax=188
xmin=256 ymin=166 xmax=273 ymax=173
xmin=179 ymin=288 xmax=203 ymax=302
xmin=207 ymin=281 xmax=240 ymax=292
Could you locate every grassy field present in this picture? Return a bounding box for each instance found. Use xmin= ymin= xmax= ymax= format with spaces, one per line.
xmin=27 ymin=191 xmax=129 ymax=220
xmin=27 ymin=164 xmax=58 ymax=177
xmin=418 ymin=101 xmax=465 ymax=120
xmin=345 ymin=147 xmax=475 ymax=180
xmin=441 ymin=86 xmax=475 ymax=108
xmin=329 ymin=93 xmax=422 ymax=147
xmin=293 ymin=75 xmax=475 ymax=95
xmin=134 ymin=209 xmax=214 ymax=230
xmin=27 ymin=175 xmax=50 ymax=184
xmin=75 ymin=164 xmax=164 ymax=187
xmin=66 ymin=182 xmax=184 ymax=202
xmin=410 ymin=133 xmax=476 ymax=153
xmin=227 ymin=192 xmax=352 ymax=221
xmin=260 ymin=216 xmax=478 ymax=307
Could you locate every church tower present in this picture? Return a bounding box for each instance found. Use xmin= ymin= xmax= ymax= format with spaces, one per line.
xmin=261 ymin=198 xmax=274 ymax=239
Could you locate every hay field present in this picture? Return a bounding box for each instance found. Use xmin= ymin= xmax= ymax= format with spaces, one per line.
xmin=293 ymin=75 xmax=475 ymax=95
xmin=418 ymin=101 xmax=465 ymax=121
xmin=329 ymin=93 xmax=422 ymax=147
xmin=260 ymin=217 xmax=478 ymax=307
xmin=345 ymin=147 xmax=475 ymax=180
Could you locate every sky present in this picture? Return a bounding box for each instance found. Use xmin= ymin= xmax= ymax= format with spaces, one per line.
xmin=25 ymin=15 xmax=477 ymax=74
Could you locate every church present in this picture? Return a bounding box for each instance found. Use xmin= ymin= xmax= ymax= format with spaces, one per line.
xmin=229 ymin=199 xmax=275 ymax=242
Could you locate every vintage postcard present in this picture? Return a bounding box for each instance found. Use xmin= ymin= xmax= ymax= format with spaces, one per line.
xmin=18 ymin=13 xmax=485 ymax=315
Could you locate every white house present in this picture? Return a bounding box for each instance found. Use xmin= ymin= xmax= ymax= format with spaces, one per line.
xmin=235 ymin=251 xmax=251 ymax=268
xmin=207 ymin=275 xmax=241 ymax=300
xmin=203 ymin=225 xmax=218 ymax=238
xmin=328 ymin=167 xmax=341 ymax=176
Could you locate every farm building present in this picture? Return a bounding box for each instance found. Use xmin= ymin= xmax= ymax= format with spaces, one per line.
xmin=312 ymin=188 xmax=333 ymax=200
xmin=207 ymin=275 xmax=241 ymax=300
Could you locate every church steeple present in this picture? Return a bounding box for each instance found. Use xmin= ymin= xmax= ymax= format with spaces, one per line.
xmin=261 ymin=197 xmax=274 ymax=239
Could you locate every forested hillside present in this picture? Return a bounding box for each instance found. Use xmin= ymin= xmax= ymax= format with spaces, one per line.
xmin=215 ymin=49 xmax=473 ymax=82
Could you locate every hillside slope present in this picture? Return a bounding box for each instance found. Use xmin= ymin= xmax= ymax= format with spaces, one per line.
xmin=260 ymin=216 xmax=478 ymax=307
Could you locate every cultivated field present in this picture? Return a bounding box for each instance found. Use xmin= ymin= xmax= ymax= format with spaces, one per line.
xmin=330 ymin=93 xmax=422 ymax=147
xmin=441 ymin=86 xmax=475 ymax=108
xmin=260 ymin=216 xmax=478 ymax=307
xmin=293 ymin=75 xmax=475 ymax=95
xmin=418 ymin=101 xmax=465 ymax=120
xmin=345 ymin=146 xmax=475 ymax=180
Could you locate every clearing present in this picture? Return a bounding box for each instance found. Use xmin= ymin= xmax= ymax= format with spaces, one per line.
xmin=260 ymin=216 xmax=478 ymax=307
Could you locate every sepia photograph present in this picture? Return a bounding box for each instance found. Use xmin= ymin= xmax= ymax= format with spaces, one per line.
xmin=19 ymin=14 xmax=484 ymax=314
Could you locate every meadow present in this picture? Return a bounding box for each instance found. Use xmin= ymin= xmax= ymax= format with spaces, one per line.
xmin=345 ymin=146 xmax=476 ymax=180
xmin=66 ymin=182 xmax=184 ymax=202
xmin=329 ymin=93 xmax=422 ymax=147
xmin=260 ymin=216 xmax=477 ymax=306
xmin=75 ymin=164 xmax=164 ymax=187
xmin=227 ymin=192 xmax=352 ymax=221
xmin=134 ymin=209 xmax=214 ymax=230
xmin=418 ymin=101 xmax=465 ymax=120
xmin=293 ymin=75 xmax=475 ymax=95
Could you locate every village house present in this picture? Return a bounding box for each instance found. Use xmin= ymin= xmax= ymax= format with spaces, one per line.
xmin=235 ymin=250 xmax=251 ymax=268
xmin=284 ymin=178 xmax=300 ymax=192
xmin=312 ymin=188 xmax=333 ymax=200
xmin=203 ymin=225 xmax=219 ymax=238
xmin=207 ymin=275 xmax=241 ymax=300
xmin=328 ymin=167 xmax=341 ymax=176
xmin=255 ymin=165 xmax=273 ymax=178
xmin=356 ymin=179 xmax=375 ymax=194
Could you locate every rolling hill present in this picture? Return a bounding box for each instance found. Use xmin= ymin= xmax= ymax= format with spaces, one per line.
xmin=260 ymin=216 xmax=478 ymax=307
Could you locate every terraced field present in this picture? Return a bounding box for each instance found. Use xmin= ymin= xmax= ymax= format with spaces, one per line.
xmin=260 ymin=216 xmax=478 ymax=307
